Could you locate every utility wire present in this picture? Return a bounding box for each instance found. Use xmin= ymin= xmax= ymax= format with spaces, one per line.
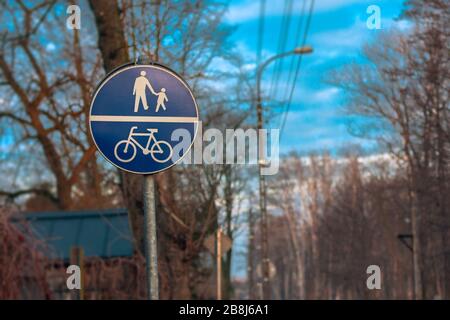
xmin=255 ymin=0 xmax=266 ymax=128
xmin=256 ymin=0 xmax=266 ymax=65
xmin=278 ymin=0 xmax=308 ymax=129
xmin=268 ymin=0 xmax=293 ymax=104
xmin=280 ymin=0 xmax=314 ymax=139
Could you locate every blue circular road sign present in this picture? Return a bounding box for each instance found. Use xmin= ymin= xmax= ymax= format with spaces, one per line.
xmin=89 ymin=64 xmax=199 ymax=174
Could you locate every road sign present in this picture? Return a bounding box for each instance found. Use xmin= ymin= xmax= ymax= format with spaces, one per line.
xmin=204 ymin=230 xmax=233 ymax=256
xmin=205 ymin=228 xmax=233 ymax=300
xmin=89 ymin=62 xmax=199 ymax=300
xmin=204 ymin=235 xmax=215 ymax=254
xmin=89 ymin=63 xmax=199 ymax=175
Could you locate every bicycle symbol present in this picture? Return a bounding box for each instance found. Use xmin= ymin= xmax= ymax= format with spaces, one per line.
xmin=114 ymin=126 xmax=173 ymax=163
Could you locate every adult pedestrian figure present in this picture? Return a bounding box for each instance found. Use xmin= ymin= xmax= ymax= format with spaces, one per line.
xmin=133 ymin=71 xmax=156 ymax=112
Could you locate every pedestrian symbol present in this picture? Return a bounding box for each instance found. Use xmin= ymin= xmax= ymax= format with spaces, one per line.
xmin=89 ymin=63 xmax=199 ymax=175
xmin=133 ymin=70 xmax=156 ymax=112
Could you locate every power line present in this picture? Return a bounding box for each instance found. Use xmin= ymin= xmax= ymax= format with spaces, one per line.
xmin=268 ymin=0 xmax=293 ymax=101
xmin=280 ymin=0 xmax=314 ymax=139
xmin=278 ymin=0 xmax=308 ymax=129
xmin=268 ymin=0 xmax=293 ymax=104
xmin=256 ymin=0 xmax=266 ymax=65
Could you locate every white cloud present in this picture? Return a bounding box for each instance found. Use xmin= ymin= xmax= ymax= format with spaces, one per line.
xmin=314 ymin=0 xmax=373 ymax=12
xmin=312 ymin=17 xmax=368 ymax=49
xmin=226 ymin=0 xmax=374 ymax=23
xmin=210 ymin=56 xmax=236 ymax=73
xmin=226 ymin=1 xmax=260 ymax=23
xmin=383 ymin=18 xmax=414 ymax=32
xmin=260 ymin=79 xmax=340 ymax=106
xmin=287 ymin=85 xmax=341 ymax=106
xmin=242 ymin=63 xmax=256 ymax=71
xmin=310 ymin=16 xmax=414 ymax=66
xmin=309 ymin=87 xmax=340 ymax=103
xmin=280 ymin=109 xmax=343 ymax=137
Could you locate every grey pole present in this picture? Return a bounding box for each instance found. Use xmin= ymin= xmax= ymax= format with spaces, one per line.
xmin=143 ymin=175 xmax=159 ymax=300
xmin=255 ymin=46 xmax=313 ymax=299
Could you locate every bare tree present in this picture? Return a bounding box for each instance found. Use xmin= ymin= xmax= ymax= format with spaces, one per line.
xmin=330 ymin=0 xmax=449 ymax=299
xmin=0 ymin=207 xmax=51 ymax=299
xmin=0 ymin=0 xmax=110 ymax=210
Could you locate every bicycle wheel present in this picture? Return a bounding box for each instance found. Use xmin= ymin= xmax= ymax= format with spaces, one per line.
xmin=114 ymin=140 xmax=137 ymax=163
xmin=150 ymin=140 xmax=173 ymax=163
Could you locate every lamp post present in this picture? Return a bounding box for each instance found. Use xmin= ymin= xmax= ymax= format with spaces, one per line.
xmin=255 ymin=46 xmax=312 ymax=299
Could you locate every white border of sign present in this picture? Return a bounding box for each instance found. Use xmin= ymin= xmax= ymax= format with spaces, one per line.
xmin=89 ymin=64 xmax=199 ymax=175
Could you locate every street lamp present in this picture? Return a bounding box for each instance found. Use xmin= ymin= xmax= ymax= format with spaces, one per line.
xmin=256 ymin=46 xmax=313 ymax=102
xmin=294 ymin=46 xmax=313 ymax=54
xmin=255 ymin=45 xmax=312 ymax=299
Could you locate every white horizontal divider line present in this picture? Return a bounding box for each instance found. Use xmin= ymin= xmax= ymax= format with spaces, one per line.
xmin=90 ymin=115 xmax=198 ymax=123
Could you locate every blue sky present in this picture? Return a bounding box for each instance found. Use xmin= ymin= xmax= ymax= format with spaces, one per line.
xmin=1 ymin=0 xmax=409 ymax=160
xmin=224 ymin=0 xmax=407 ymax=156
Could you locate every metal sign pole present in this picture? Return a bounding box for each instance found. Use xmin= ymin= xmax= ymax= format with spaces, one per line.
xmin=143 ymin=175 xmax=159 ymax=300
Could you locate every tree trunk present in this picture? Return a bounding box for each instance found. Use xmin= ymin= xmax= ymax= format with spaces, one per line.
xmin=57 ymin=178 xmax=72 ymax=210
xmin=223 ymin=165 xmax=233 ymax=299
xmin=88 ymin=0 xmax=145 ymax=254
xmin=410 ymin=176 xmax=424 ymax=300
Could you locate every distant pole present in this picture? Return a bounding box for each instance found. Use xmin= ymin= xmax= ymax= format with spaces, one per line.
xmin=217 ymin=228 xmax=222 ymax=300
xmin=256 ymin=75 xmax=270 ymax=300
xmin=247 ymin=209 xmax=255 ymax=299
xmin=143 ymin=175 xmax=159 ymax=300
xmin=255 ymin=46 xmax=313 ymax=299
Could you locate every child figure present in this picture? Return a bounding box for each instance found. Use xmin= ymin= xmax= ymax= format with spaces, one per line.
xmin=155 ymin=88 xmax=168 ymax=112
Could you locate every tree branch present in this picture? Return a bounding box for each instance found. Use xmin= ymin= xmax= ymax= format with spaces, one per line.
xmin=0 ymin=187 xmax=58 ymax=204
xmin=68 ymin=146 xmax=97 ymax=186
